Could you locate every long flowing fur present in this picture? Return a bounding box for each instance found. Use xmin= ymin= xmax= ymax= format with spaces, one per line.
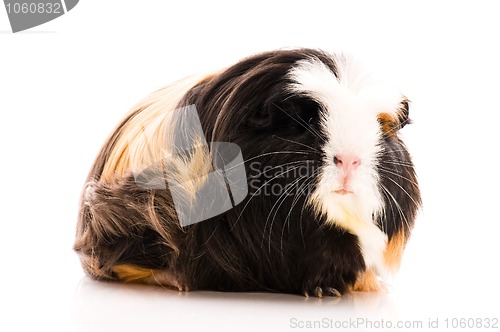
xmin=74 ymin=48 xmax=421 ymax=296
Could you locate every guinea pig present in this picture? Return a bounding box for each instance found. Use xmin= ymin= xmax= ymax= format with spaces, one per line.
xmin=74 ymin=48 xmax=421 ymax=297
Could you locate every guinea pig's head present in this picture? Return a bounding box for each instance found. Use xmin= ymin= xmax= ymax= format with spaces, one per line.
xmin=194 ymin=49 xmax=418 ymax=231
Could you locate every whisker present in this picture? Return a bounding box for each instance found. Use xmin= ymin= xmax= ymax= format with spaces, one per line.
xmin=264 ymin=173 xmax=308 ymax=252
xmin=380 ymin=148 xmax=411 ymax=155
xmin=383 ymin=176 xmax=420 ymax=208
xmin=272 ymin=135 xmax=320 ymax=153
xmin=378 ymin=166 xmax=419 ymax=187
xmin=230 ymin=165 xmax=305 ymax=231
xmin=381 ymin=160 xmax=415 ymax=168
xmin=223 ymin=151 xmax=313 ymax=172
xmin=280 ymin=171 xmax=318 ymax=251
xmin=380 ymin=184 xmax=410 ymax=230
xmin=378 ymin=187 xmax=392 ymax=233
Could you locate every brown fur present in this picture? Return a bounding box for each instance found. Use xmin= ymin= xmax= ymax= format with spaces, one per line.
xmin=377 ymin=99 xmax=411 ymax=137
xmin=384 ymin=227 xmax=408 ymax=271
xmin=352 ymin=270 xmax=381 ymax=292
xmin=74 ymin=49 xmax=421 ymax=296
xmin=377 ymin=112 xmax=399 ymax=137
xmin=112 ymin=264 xmax=157 ymax=283
xmin=74 ymin=174 xmax=182 ymax=280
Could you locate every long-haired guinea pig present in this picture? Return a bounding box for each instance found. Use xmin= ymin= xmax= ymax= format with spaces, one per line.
xmin=74 ymin=48 xmax=421 ymax=297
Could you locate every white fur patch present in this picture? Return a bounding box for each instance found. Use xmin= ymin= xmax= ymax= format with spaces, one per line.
xmin=288 ymin=55 xmax=404 ymax=274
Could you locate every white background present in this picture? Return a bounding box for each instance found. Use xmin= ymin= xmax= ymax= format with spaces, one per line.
xmin=1 ymin=1 xmax=499 ymax=331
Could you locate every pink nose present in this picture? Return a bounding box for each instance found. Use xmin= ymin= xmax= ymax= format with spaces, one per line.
xmin=333 ymin=155 xmax=360 ymax=171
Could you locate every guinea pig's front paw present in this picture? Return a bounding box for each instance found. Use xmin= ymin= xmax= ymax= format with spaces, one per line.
xmin=303 ymin=286 xmax=341 ymax=298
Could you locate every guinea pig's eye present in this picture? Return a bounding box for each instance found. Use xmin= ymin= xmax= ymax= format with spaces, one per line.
xmin=249 ymin=107 xmax=273 ymax=127
xmin=283 ymin=97 xmax=321 ymax=130
xmin=248 ymin=97 xmax=321 ymax=133
xmin=299 ymin=99 xmax=320 ymax=120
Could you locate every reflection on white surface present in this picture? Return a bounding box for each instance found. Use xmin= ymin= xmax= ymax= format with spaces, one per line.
xmin=74 ymin=277 xmax=400 ymax=332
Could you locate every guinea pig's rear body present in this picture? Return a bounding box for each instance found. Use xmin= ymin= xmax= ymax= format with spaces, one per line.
xmin=74 ymin=48 xmax=421 ymax=297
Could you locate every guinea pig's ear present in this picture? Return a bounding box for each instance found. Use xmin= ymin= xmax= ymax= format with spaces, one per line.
xmin=378 ymin=99 xmax=412 ymax=136
xmin=398 ymin=99 xmax=411 ymax=129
